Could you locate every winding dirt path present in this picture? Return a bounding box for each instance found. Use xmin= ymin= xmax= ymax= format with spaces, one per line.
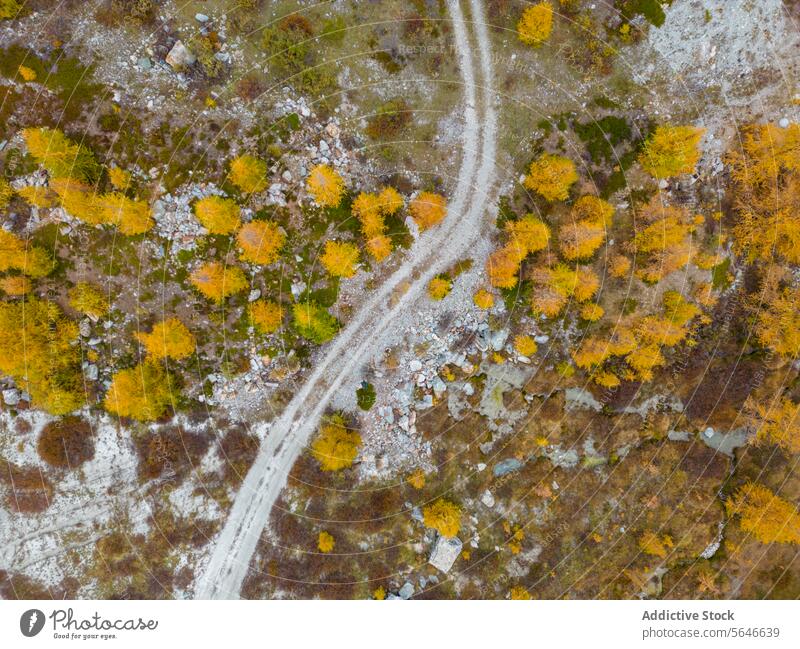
xmin=194 ymin=0 xmax=497 ymax=599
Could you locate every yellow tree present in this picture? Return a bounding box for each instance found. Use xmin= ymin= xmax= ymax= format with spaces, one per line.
xmin=473 ymin=288 xmax=495 ymax=309
xmin=229 ymin=154 xmax=268 ymax=194
xmin=0 ymin=299 xmax=84 ymax=414
xmin=249 ymin=300 xmax=283 ymax=334
xmin=559 ymin=195 xmax=614 ymax=260
xmin=137 ymin=318 xmax=196 ymax=360
xmin=99 ymin=193 xmax=154 ymax=235
xmin=22 ymin=127 xmax=99 ymax=182
xmin=423 ymin=499 xmax=461 ymax=537
xmin=68 ymin=282 xmax=108 ymax=319
xmin=726 ymin=482 xmax=800 ymax=545
xmin=727 ymin=123 xmax=800 ymax=264
xmin=307 ymin=164 xmax=345 ymax=208
xmin=428 ymin=276 xmax=452 ymax=300
xmin=193 ymin=195 xmax=241 ymax=235
xmin=237 ymin=220 xmax=285 ymax=265
xmin=50 ymin=178 xmax=103 ymax=224
xmin=639 ymin=125 xmax=704 ymax=179
xmin=104 ymin=361 xmax=174 ymax=421
xmin=0 ymin=178 xmax=12 ymax=209
xmin=487 ymin=244 xmax=524 ymax=288
xmin=190 ymin=261 xmax=248 ymax=302
xmin=513 ymin=334 xmax=538 ymax=356
xmin=0 ymin=230 xmax=52 ymax=277
xmin=320 ymin=240 xmax=359 ymax=278
xmin=311 ymin=413 xmax=361 ymax=471
xmin=409 ymin=191 xmax=447 ymax=230
xmin=524 ymin=153 xmax=577 ymax=201
xmin=517 ymin=2 xmax=553 ymax=47
xmin=507 ymin=214 xmax=550 ymax=256
xmin=317 ymin=531 xmax=335 ymax=553
xmin=745 ymin=396 xmax=800 ymax=454
xmin=0 ymin=276 xmax=31 ymax=296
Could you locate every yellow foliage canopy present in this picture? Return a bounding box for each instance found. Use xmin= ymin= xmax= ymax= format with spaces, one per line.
xmin=0 ymin=299 xmax=84 ymax=414
xmin=506 ymin=214 xmax=550 ymax=256
xmin=559 ymin=195 xmax=614 ymax=260
xmin=0 ymin=276 xmax=31 ymax=296
xmin=229 ymin=155 xmax=268 ymax=194
xmin=513 ymin=334 xmax=538 ymax=356
xmin=249 ymin=300 xmax=283 ymax=334
xmin=639 ymin=125 xmax=704 ymax=179
xmin=727 ymin=123 xmax=800 ymax=264
xmin=190 ymin=261 xmax=248 ymax=302
xmin=473 ymin=288 xmax=495 ymax=309
xmin=726 ymin=482 xmax=800 ymax=545
xmin=0 ymin=229 xmax=52 ymax=278
xmin=104 ymin=361 xmax=174 ymax=422
xmin=99 ymin=193 xmax=154 ymax=235
xmin=22 ymin=127 xmax=99 ymax=183
xmin=409 ymin=191 xmax=447 ymax=231
xmin=746 ymin=396 xmax=800 ymax=454
xmin=68 ymin=282 xmax=108 ymax=319
xmin=237 ymin=220 xmax=285 ymax=265
xmin=137 ymin=318 xmax=196 ymax=360
xmin=423 ymin=499 xmax=461 ymax=538
xmin=194 ymin=195 xmax=242 ymax=235
xmin=307 ymin=164 xmax=345 ymax=208
xmin=311 ymin=414 xmax=361 ymax=471
xmin=517 ymin=2 xmax=553 ymax=47
xmin=428 ymin=276 xmax=452 ymax=300
xmin=524 ymin=153 xmax=577 ymax=202
xmin=320 ymin=240 xmax=359 ymax=278
xmin=317 ymin=531 xmax=335 ymax=553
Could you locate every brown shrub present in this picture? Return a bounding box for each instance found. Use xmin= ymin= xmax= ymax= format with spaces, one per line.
xmin=1 ymin=463 xmax=53 ymax=513
xmin=37 ymin=416 xmax=94 ymax=469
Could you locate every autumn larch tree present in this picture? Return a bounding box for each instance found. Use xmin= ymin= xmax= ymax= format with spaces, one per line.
xmin=320 ymin=240 xmax=359 ymax=278
xmin=311 ymin=413 xmax=361 ymax=471
xmin=317 ymin=531 xmax=335 ymax=553
xmin=524 ymin=153 xmax=577 ymax=202
xmin=137 ymin=318 xmax=196 ymax=360
xmin=428 ymin=275 xmax=452 ymax=300
xmin=638 ymin=124 xmax=704 ymax=179
xmin=104 ymin=361 xmax=174 ymax=422
xmin=249 ymin=300 xmax=283 ymax=334
xmin=726 ymin=482 xmax=800 ymax=545
xmin=0 ymin=229 xmax=52 ymax=278
xmin=517 ymin=1 xmax=553 ymax=47
xmin=193 ymin=195 xmax=242 ymax=235
xmin=307 ymin=164 xmax=345 ymax=208
xmin=409 ymin=191 xmax=447 ymax=231
xmin=423 ymin=499 xmax=461 ymax=537
xmin=237 ymin=220 xmax=285 ymax=265
xmin=558 ymin=195 xmax=614 ymax=261
xmin=99 ymin=193 xmax=154 ymax=235
xmin=0 ymin=299 xmax=84 ymax=414
xmin=745 ymin=395 xmax=800 ymax=455
xmin=190 ymin=261 xmax=248 ymax=303
xmin=68 ymin=282 xmax=108 ymax=320
xmin=229 ymin=154 xmax=268 ymax=194
xmin=727 ymin=122 xmax=800 ymax=264
xmin=22 ymin=127 xmax=100 ymax=183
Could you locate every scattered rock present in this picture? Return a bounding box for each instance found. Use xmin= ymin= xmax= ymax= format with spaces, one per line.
xmin=398 ymin=582 xmax=414 ymax=599
xmin=2 ymin=388 xmax=20 ymax=406
xmin=166 ymin=41 xmax=196 ymax=70
xmin=195 ymin=13 xmax=209 ymax=23
xmin=480 ymin=489 xmax=495 ymax=508
xmin=493 ymin=458 xmax=523 ymax=477
xmin=429 ymin=535 xmax=462 ymax=573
